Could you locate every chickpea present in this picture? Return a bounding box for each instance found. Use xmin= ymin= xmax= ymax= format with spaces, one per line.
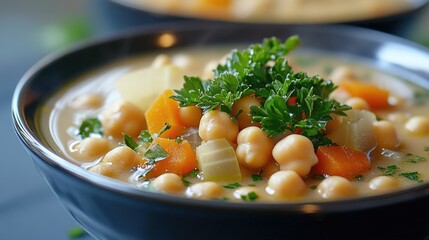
xmin=186 ymin=182 xmax=223 ymax=199
xmin=73 ymin=137 xmax=114 ymax=161
xmin=178 ymin=106 xmax=202 ymax=128
xmin=405 ymin=116 xmax=429 ymax=135
xmin=89 ymin=146 xmax=144 ymax=178
xmin=198 ymin=110 xmax=239 ymax=142
xmin=233 ymin=186 xmax=265 ymax=201
xmin=328 ymin=66 xmax=356 ymax=85
xmin=151 ymin=173 xmax=185 ymax=193
xmin=236 ymin=126 xmax=274 ymax=169
xmin=317 ymin=176 xmax=357 ymax=200
xmin=70 ymin=94 xmax=103 ymax=109
xmin=345 ymin=97 xmax=369 ymax=110
xmin=232 ymin=95 xmax=261 ymax=129
xmin=373 ymin=120 xmax=400 ymax=149
xmin=369 ymin=176 xmax=399 ymax=193
xmin=266 ymin=170 xmax=307 ymax=200
xmin=151 ymin=54 xmax=172 ymax=68
xmin=272 ymin=134 xmax=318 ymax=177
xmin=101 ymin=100 xmax=146 ymax=139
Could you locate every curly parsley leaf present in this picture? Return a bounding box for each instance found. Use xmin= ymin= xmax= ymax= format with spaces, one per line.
xmin=78 ymin=117 xmax=103 ymax=139
xmin=172 ymin=36 xmax=350 ymax=148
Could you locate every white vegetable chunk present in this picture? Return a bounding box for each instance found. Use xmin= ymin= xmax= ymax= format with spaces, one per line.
xmin=115 ymin=64 xmax=184 ymax=112
xmin=327 ymin=109 xmax=377 ymax=153
xmin=196 ymin=138 xmax=241 ymax=182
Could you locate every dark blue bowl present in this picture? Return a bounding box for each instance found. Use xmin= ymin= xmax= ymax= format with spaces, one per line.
xmin=12 ymin=24 xmax=429 ymax=240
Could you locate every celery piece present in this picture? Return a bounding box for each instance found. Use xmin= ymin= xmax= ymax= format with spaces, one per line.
xmin=196 ymin=139 xmax=241 ymax=182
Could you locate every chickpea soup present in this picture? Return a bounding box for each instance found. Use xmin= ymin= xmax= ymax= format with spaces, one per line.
xmin=39 ymin=37 xmax=429 ymax=203
xmin=128 ymin=0 xmax=417 ymax=23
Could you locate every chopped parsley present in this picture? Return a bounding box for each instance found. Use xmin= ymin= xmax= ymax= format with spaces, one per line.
xmin=400 ymin=172 xmax=423 ymax=183
xmin=405 ymin=153 xmax=426 ymax=164
xmin=378 ymin=165 xmax=424 ymax=183
xmin=172 ymin=36 xmax=350 ymax=148
xmin=78 ymin=117 xmax=103 ymax=139
xmin=354 ymin=175 xmax=365 ymax=181
xmin=123 ymin=134 xmax=139 ymax=150
xmin=310 ymin=185 xmax=318 ymax=190
xmin=378 ymin=165 xmax=400 ymax=176
xmin=241 ymin=192 xmax=259 ymax=201
xmin=121 ymin=124 xmax=172 ymax=178
xmin=182 ymin=178 xmax=191 ymax=187
xmin=68 ymin=226 xmax=86 ymax=239
xmin=223 ymin=183 xmax=241 ymax=189
xmin=252 ymin=174 xmax=263 ymax=182
xmin=187 ymin=169 xmax=200 ymax=178
xmin=311 ymin=174 xmax=327 ymax=180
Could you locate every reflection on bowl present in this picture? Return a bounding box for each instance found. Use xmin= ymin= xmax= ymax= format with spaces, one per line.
xmin=12 ymin=24 xmax=429 ymax=240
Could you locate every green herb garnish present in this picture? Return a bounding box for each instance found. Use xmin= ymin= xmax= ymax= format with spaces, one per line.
xmin=378 ymin=165 xmax=400 ymax=176
xmin=123 ymin=134 xmax=139 ymax=150
xmin=144 ymin=144 xmax=169 ymax=163
xmin=223 ymin=183 xmax=241 ymax=189
xmin=311 ymin=174 xmax=327 ymax=180
xmin=310 ymin=185 xmax=318 ymax=190
xmin=78 ymin=117 xmax=103 ymax=138
xmin=405 ymin=153 xmax=426 ymax=164
xmin=252 ymin=174 xmax=263 ymax=182
xmin=354 ymin=175 xmax=365 ymax=181
xmin=187 ymin=169 xmax=200 ymax=178
xmin=68 ymin=226 xmax=86 ymax=239
xmin=241 ymin=192 xmax=259 ymax=201
xmin=400 ymin=172 xmax=423 ymax=183
xmin=378 ymin=165 xmax=424 ymax=183
xmin=172 ymin=36 xmax=350 ymax=147
xmin=182 ymin=178 xmax=191 ymax=187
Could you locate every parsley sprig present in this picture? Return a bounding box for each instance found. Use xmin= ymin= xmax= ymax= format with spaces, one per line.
xmin=123 ymin=123 xmax=171 ymax=178
xmin=172 ymin=36 xmax=350 ymax=147
xmin=78 ymin=117 xmax=103 ymax=139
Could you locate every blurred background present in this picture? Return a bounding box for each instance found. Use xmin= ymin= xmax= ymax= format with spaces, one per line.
xmin=1 ymin=0 xmax=428 ymax=239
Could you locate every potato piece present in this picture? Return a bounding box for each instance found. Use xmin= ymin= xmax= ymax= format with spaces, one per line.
xmin=327 ymin=110 xmax=377 ymax=153
xmin=115 ymin=64 xmax=184 ymax=112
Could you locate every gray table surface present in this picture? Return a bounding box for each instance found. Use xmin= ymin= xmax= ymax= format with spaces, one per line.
xmin=1 ymin=1 xmax=428 ymax=239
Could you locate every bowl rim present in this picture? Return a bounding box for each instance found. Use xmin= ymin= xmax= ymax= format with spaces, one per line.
xmin=11 ymin=22 xmax=429 ymax=214
xmin=108 ymin=0 xmax=429 ymax=25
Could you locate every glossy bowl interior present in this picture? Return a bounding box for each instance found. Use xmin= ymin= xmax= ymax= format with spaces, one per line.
xmin=12 ymin=24 xmax=429 ymax=240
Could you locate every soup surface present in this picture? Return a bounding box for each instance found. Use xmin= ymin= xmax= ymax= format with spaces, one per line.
xmin=40 ymin=38 xmax=429 ymax=203
xmin=118 ymin=0 xmax=418 ymax=23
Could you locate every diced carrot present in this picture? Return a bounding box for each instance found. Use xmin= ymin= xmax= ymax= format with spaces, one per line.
xmin=145 ymin=138 xmax=198 ymax=179
xmin=312 ymin=145 xmax=370 ymax=179
xmin=339 ymin=80 xmax=390 ymax=109
xmin=145 ymin=89 xmax=187 ymax=138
